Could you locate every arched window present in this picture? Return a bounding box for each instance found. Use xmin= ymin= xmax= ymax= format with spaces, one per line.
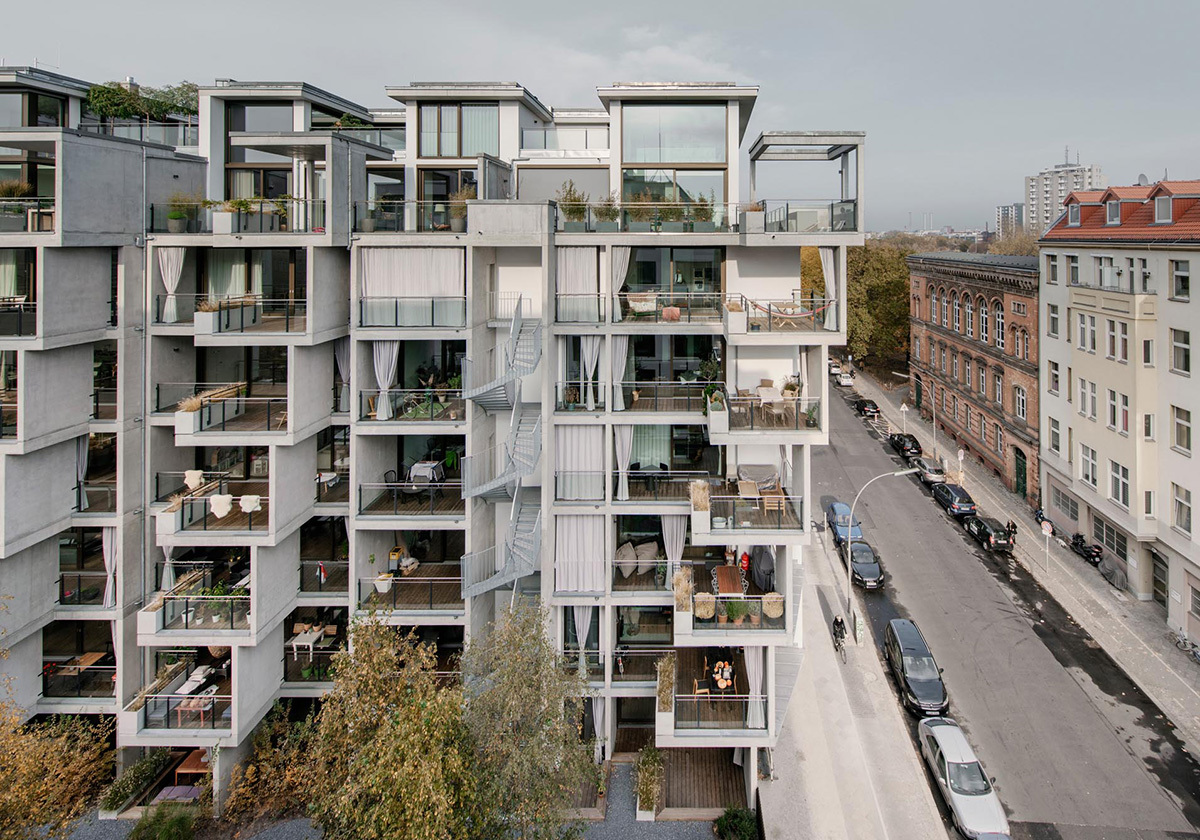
xmin=940 ymin=288 xmax=949 ymax=326
xmin=965 ymin=298 xmax=974 ymax=337
xmin=979 ymin=297 xmax=989 ymax=343
xmin=994 ymin=301 xmax=1005 ymax=349
xmin=952 ymin=293 xmax=961 ymax=331
xmin=929 ymin=287 xmax=936 ymax=322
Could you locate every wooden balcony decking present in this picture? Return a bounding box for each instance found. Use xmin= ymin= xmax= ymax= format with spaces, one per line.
xmin=710 ymin=496 xmax=804 ymax=531
xmin=358 ymin=486 xmax=466 ymax=517
xmin=661 ymin=748 xmax=746 ymax=815
xmin=360 ymin=562 xmax=465 ymax=612
xmin=182 ymin=480 xmax=269 ymax=532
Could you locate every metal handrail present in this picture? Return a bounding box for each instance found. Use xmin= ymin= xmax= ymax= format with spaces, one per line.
xmin=358 ymin=295 xmax=467 ymax=328
xmin=357 ymin=575 xmax=465 ymax=611
xmin=0 ymin=298 xmax=37 ymax=336
xmin=357 ymin=481 xmax=465 ymax=516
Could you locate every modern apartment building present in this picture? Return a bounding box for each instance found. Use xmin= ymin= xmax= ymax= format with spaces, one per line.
xmin=1025 ymin=159 xmax=1106 ymax=234
xmin=995 ymin=202 xmax=1024 ymax=238
xmin=907 ymin=253 xmax=1041 ymax=506
xmin=0 ymin=69 xmax=863 ymax=814
xmin=1039 ymin=182 xmax=1198 ymax=636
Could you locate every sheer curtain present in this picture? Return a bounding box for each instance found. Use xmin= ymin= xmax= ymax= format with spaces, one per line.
xmin=592 ymin=696 xmax=607 ymax=762
xmin=156 ymin=247 xmax=186 ymax=323
xmin=334 ymin=337 xmax=351 ymax=411
xmin=610 ymin=335 xmax=630 ymax=411
xmin=746 ymin=646 xmax=765 ymax=729
xmin=76 ymin=435 xmax=89 ymax=511
xmin=557 ymin=247 xmax=599 ymax=321
xmin=573 ymin=605 xmax=595 ymax=673
xmin=161 ymin=545 xmax=177 ymax=592
xmin=207 ymin=250 xmax=246 ymax=301
xmin=361 ymin=247 xmax=466 ymax=326
xmin=0 ymin=249 xmax=17 ymax=297
xmin=660 ymin=514 xmax=687 ymax=580
xmin=372 ymin=340 xmax=400 ymax=420
xmin=614 ymin=425 xmax=633 ymax=501
xmin=102 ymin=526 xmax=117 ymax=608
xmin=461 ymin=104 xmax=499 ymax=157
xmin=819 ymin=247 xmax=838 ymax=331
xmin=632 ymin=425 xmax=669 ymax=471
xmin=580 ymin=336 xmax=601 ymax=410
xmin=555 ymin=515 xmax=605 ymax=592
xmin=556 ymin=425 xmax=603 ymax=500
xmin=611 ymin=247 xmax=632 ymax=321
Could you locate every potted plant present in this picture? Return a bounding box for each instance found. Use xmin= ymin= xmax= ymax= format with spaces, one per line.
xmin=689 ymin=479 xmax=711 ymax=534
xmin=374 ymin=571 xmax=394 ymax=594
xmin=555 ymin=179 xmax=590 ymax=232
xmin=747 ymin=599 xmax=762 ymax=626
xmin=726 ymin=598 xmax=748 ymax=626
xmin=166 ymin=191 xmax=199 ymax=233
xmin=449 ymin=184 xmax=475 ymax=232
xmin=0 ymin=180 xmax=39 ymax=232
xmin=781 ymin=374 xmax=801 ymax=398
xmin=563 ymin=386 xmax=580 ymax=410
xmin=716 ymin=598 xmax=729 ymax=624
xmin=673 ymin=567 xmax=694 ymax=612
xmin=762 ymin=591 xmax=785 ymax=620
xmin=208 ymin=196 xmax=251 ymax=235
xmin=360 ymin=199 xmax=378 ymax=232
xmin=694 ymin=592 xmax=716 ymax=621
xmin=592 ymin=191 xmax=620 ymax=232
xmin=626 ymin=189 xmax=655 ymax=232
xmin=654 ymin=560 xmax=667 ymax=589
xmin=635 ymin=746 xmax=663 ymax=822
xmin=659 ymin=200 xmax=685 ymax=233
xmin=806 ymin=401 xmax=820 ymax=428
xmin=691 ymin=190 xmax=717 ymax=232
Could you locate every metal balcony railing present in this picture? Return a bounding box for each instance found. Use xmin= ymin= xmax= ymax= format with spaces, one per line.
xmin=0 ymin=198 xmax=55 ymax=233
xmin=357 ymin=482 xmax=465 ymax=516
xmin=357 ymin=575 xmax=465 ymax=612
xmin=0 ymin=298 xmax=36 ymax=336
xmin=57 ymin=571 xmax=109 ymax=606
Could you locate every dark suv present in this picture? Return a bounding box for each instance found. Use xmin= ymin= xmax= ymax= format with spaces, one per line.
xmin=884 ymin=619 xmax=948 ymax=716
xmin=854 ymin=399 xmax=881 ymax=418
xmin=963 ymin=516 xmax=1013 ymax=553
xmin=932 ymin=483 xmax=977 ymax=518
xmin=889 ymin=433 xmax=922 ymax=459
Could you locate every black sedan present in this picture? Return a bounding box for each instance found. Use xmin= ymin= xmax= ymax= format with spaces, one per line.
xmin=854 ymin=399 xmax=881 ymax=418
xmin=840 ymin=540 xmax=885 ymax=589
xmin=963 ymin=516 xmax=1014 ymax=554
xmin=889 ymin=432 xmax=922 ymax=459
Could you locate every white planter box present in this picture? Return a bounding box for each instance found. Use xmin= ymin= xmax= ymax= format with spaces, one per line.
xmin=194 ymin=302 xmax=261 ymax=335
xmin=724 ymin=307 xmax=748 ymax=334
xmin=691 ymin=508 xmax=710 ymax=535
xmin=674 ymin=609 xmax=693 ymax=637
xmin=174 ymin=409 xmax=202 ymax=436
xmin=137 ymin=607 xmax=161 ymax=636
xmin=655 ymin=707 xmax=674 ymax=737
xmin=636 ymin=805 xmax=655 ymax=822
xmin=708 ymin=405 xmax=729 ymax=434
xmin=212 ymin=210 xmax=234 ymax=235
xmin=741 ymin=210 xmax=765 ymax=234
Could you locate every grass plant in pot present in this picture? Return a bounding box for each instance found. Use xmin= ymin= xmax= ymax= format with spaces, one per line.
xmin=747 ymin=599 xmax=762 ymax=626
xmin=592 ymin=190 xmax=620 ymax=232
xmin=726 ymin=598 xmax=748 ymax=626
xmin=635 ymin=744 xmax=664 ymax=821
xmin=694 ymin=591 xmax=716 ymax=621
xmin=659 ymin=200 xmax=685 ymax=233
xmin=691 ymin=190 xmax=717 ymax=232
xmin=449 ymin=184 xmax=475 ymax=232
xmin=626 ymin=189 xmax=655 ymax=232
xmin=166 ymin=190 xmax=200 ymax=233
xmin=555 ymin=179 xmax=590 ymax=232
xmin=0 ymin=180 xmax=35 ymax=232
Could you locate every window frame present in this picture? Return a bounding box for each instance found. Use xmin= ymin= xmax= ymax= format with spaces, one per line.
xmin=1155 ymin=196 xmax=1172 ymax=224
xmin=1048 ymin=360 xmax=1060 ymax=394
xmin=1171 ymin=260 xmax=1190 ymax=302
xmin=1081 ymin=444 xmax=1098 ymax=488
xmin=418 ymin=102 xmax=500 ymax=159
xmin=1106 ymin=200 xmax=1121 ymax=225
xmin=1047 ymin=303 xmax=1060 ymax=338
xmin=1171 ymin=329 xmax=1192 ymax=375
xmin=1014 ymin=385 xmax=1027 ymax=420
xmin=1109 ymin=460 xmax=1130 ymax=509
xmin=1172 ymin=405 xmax=1193 ymax=455
xmin=1049 ymin=416 xmax=1061 ymax=454
xmin=1173 ymin=483 xmax=1193 ymax=535
xmin=1068 ymin=204 xmax=1081 ymax=226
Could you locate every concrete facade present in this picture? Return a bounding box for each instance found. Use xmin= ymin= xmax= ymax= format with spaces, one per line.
xmin=995 ymin=202 xmax=1024 ymax=238
xmin=1025 ymin=161 xmax=1106 ymax=235
xmin=907 ymin=252 xmax=1041 ymax=507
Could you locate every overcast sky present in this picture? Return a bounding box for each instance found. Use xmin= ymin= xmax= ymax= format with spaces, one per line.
xmin=6 ymin=0 xmax=1198 ymax=231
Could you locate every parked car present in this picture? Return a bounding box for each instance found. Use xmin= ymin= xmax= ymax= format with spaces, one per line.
xmin=889 ymin=433 xmax=923 ymax=459
xmin=932 ymin=483 xmax=977 ymax=518
xmin=825 ymin=501 xmax=863 ymax=547
xmin=835 ymin=372 xmax=854 ymax=387
xmin=963 ymin=516 xmax=1014 ymax=554
xmin=884 ymin=619 xmax=948 ymax=716
xmin=854 ymin=399 xmax=880 ymax=418
xmin=910 ymin=456 xmax=946 ymax=485
xmin=917 ymin=718 xmax=1011 ymax=839
xmin=840 ymin=540 xmax=884 ymax=590
xmin=828 ymin=359 xmax=842 ymax=375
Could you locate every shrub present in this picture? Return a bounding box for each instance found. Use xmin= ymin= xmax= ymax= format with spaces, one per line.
xmin=128 ymin=802 xmax=196 ymax=840
xmin=672 ymin=568 xmax=693 ymax=612
xmin=725 ymin=599 xmax=748 ymax=622
xmin=635 ymin=745 xmax=663 ymax=812
xmin=689 ymin=479 xmax=710 ymax=511
xmin=555 ymin=179 xmax=589 ymax=222
xmin=626 ymin=189 xmax=655 ymax=222
xmin=715 ymin=806 xmax=758 ymax=840
xmin=592 ymin=191 xmax=620 ymax=223
xmin=449 ymin=184 xmax=475 ymax=219
xmin=655 ymin=652 xmax=676 ymax=712
xmin=100 ymin=749 xmax=173 ymax=810
xmin=0 ymin=180 xmax=35 ymax=198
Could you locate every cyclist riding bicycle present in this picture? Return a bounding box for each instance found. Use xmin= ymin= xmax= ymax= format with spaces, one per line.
xmin=832 ymin=614 xmax=847 ymax=646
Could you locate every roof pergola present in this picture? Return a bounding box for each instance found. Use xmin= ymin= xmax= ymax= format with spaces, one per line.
xmin=747 ymin=131 xmax=865 ymax=202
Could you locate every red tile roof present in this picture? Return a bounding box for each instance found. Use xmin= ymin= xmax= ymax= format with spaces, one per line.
xmin=1044 ymin=180 xmax=1200 ymax=242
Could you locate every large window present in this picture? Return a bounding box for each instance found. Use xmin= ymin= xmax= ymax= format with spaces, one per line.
xmin=1014 ymin=386 xmax=1027 ymax=420
xmin=1046 ymin=254 xmax=1059 ymax=284
xmin=1173 ymin=406 xmax=1193 ymax=454
xmin=0 ymin=93 xmax=22 ymax=128
xmin=622 ymin=104 xmax=726 ymax=164
xmin=226 ymin=102 xmax=293 ymax=163
xmin=419 ymin=103 xmax=499 ymax=158
xmin=1172 ymin=260 xmax=1191 ymax=301
xmin=1172 ymin=329 xmax=1191 ymax=374
xmin=1049 ymin=417 xmax=1061 ymax=453
xmin=1052 ymin=485 xmax=1078 ymax=520
xmin=1174 ymin=484 xmax=1193 ymax=534
xmin=1093 ymin=515 xmax=1127 ymax=560
xmin=1109 ymin=461 xmax=1130 ymax=509
xmin=1081 ymin=444 xmax=1098 ymax=488
xmin=623 ymin=247 xmax=722 ymax=294
xmin=1048 ymin=360 xmax=1060 ymax=394
xmin=621 ymin=168 xmax=725 ymax=205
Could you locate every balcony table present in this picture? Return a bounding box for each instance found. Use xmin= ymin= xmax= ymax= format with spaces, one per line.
xmin=175 ymin=685 xmax=218 ymax=727
xmin=714 ymin=565 xmax=744 ymax=596
xmin=175 ymin=748 xmax=210 ymax=785
xmin=409 ymin=460 xmax=445 ymax=482
xmin=736 ymin=480 xmax=762 ymax=510
xmin=290 ymin=627 xmax=324 ymax=661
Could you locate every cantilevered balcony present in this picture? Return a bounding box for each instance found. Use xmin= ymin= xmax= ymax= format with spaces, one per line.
xmin=351 ymin=200 xmax=469 ymax=234
xmin=357 ymin=569 xmax=465 ymax=614
xmin=0 ymin=198 xmax=55 ymax=234
xmin=722 ymin=294 xmax=839 ymax=338
xmin=655 ymin=647 xmax=770 ymax=745
xmin=357 ymin=482 xmax=465 ymax=518
xmin=707 ymin=387 xmax=822 ymax=444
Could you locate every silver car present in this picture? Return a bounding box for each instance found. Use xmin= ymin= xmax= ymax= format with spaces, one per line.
xmin=917 ymin=718 xmax=1010 ymax=839
xmin=911 ymin=456 xmax=946 ymax=485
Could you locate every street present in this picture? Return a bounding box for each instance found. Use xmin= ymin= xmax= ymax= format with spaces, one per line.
xmin=816 ymin=382 xmax=1200 ymax=840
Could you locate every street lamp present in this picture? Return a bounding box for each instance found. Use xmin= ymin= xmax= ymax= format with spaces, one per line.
xmin=844 ymin=467 xmax=920 ymax=626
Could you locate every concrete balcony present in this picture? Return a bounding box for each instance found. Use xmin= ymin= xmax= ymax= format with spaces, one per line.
xmin=691 ymin=489 xmax=805 ymax=546
xmin=654 ymin=647 xmax=771 ymax=748
xmin=356 ymin=389 xmax=467 ymax=432
xmin=356 ymin=569 xmax=465 ymax=620
xmin=722 ymin=295 xmax=840 ymax=345
xmin=707 ymin=389 xmax=822 ymax=445
xmin=356 ymin=481 xmax=466 ymax=524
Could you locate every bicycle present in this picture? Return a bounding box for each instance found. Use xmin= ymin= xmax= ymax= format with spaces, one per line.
xmin=1168 ymin=630 xmax=1195 ymax=652
xmin=833 ymin=630 xmax=847 ymax=663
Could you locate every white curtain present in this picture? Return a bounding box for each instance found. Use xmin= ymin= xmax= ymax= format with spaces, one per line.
xmin=592 ymin=695 xmax=607 ymax=763
xmin=361 ymin=248 xmax=465 ymax=326
xmin=580 ymin=336 xmax=601 ymax=410
xmin=161 ymin=545 xmax=177 ymax=592
xmin=819 ymin=246 xmax=838 ymax=332
xmin=557 ymin=247 xmax=599 ymax=321
xmin=207 ymin=249 xmax=246 ymax=300
xmin=573 ymin=605 xmax=595 ymax=673
xmin=461 ymin=104 xmax=499 ymax=156
xmin=555 ymin=515 xmax=605 ymax=592
xmin=0 ymin=249 xmax=17 ymax=298
xmin=660 ymin=514 xmax=687 ymax=580
xmin=556 ymin=425 xmax=603 ymax=500
xmin=614 ymin=425 xmax=633 ymax=501
xmin=610 ymin=335 xmax=630 ymax=411
xmin=156 ymin=247 xmax=186 ymax=324
xmin=611 ymin=246 xmax=632 ymax=322
xmin=334 ymin=337 xmax=351 ymax=411
xmin=101 ymin=526 xmax=117 ymax=609
xmin=746 ymin=646 xmax=765 ymax=729
xmin=249 ymin=251 xmax=267 ymax=298
xmin=372 ymin=340 xmax=400 ymax=420
xmin=76 ymin=435 xmax=89 ymax=511
xmin=632 ymin=425 xmax=670 ymax=471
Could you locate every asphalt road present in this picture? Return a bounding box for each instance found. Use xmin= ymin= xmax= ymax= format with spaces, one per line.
xmin=815 ymin=383 xmax=1200 ymax=840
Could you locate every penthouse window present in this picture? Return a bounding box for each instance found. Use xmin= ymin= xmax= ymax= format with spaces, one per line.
xmin=418 ymin=103 xmax=499 ymax=158
xmin=225 ymin=101 xmax=294 ymax=198
xmin=622 ymin=104 xmax=726 ymax=164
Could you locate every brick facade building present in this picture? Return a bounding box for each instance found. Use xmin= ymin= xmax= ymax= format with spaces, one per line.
xmin=906 ymin=253 xmax=1041 ymax=507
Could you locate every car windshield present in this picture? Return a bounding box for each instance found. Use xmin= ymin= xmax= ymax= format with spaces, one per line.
xmin=835 ymin=514 xmax=859 ymax=529
xmin=851 ymin=544 xmax=877 ymax=563
xmin=903 ymin=655 xmax=939 ymax=680
xmin=983 ymin=519 xmax=1007 ymax=535
xmin=948 ymin=761 xmax=992 ymax=796
xmin=925 ymin=463 xmax=944 ymax=474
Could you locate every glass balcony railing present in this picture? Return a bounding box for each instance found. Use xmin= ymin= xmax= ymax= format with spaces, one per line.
xmin=57 ymin=571 xmax=109 ymax=606
xmin=555 ymin=294 xmax=607 ymax=323
xmin=691 ymin=592 xmax=787 ymax=632
xmin=611 ymin=380 xmax=714 ymax=413
xmin=283 ymin=649 xmax=338 ymax=682
xmin=352 ymin=200 xmax=467 ymax=233
xmin=357 ymin=575 xmax=465 ymax=612
xmin=613 ymin=291 xmax=723 ymax=323
xmin=161 ymin=592 xmax=252 ymax=631
xmin=555 ymin=381 xmax=607 ymax=412
xmin=709 ymin=495 xmax=804 ymax=532
xmin=724 ymin=294 xmax=838 ymax=333
xmin=521 ymin=127 xmax=609 ymax=151
xmin=333 ymin=126 xmax=405 ymax=152
xmin=761 ymin=199 xmax=857 ymax=234
xmin=0 ymin=198 xmax=55 ymax=233
xmin=79 ymin=120 xmax=199 ymax=148
xmin=564 ymin=648 xmax=604 ymax=681
xmin=148 ymin=204 xmax=212 ymax=234
xmin=715 ymin=392 xmax=822 ymax=432
xmin=0 ymin=398 xmax=15 ymax=438
xmin=139 ymin=693 xmax=232 ymax=730
xmin=674 ymin=693 xmax=768 ymax=730
xmin=614 ymin=471 xmax=713 ymax=503
xmin=554 ymin=471 xmax=606 ymax=502
xmin=357 ymin=482 xmax=465 ymax=517
xmin=360 ymin=389 xmax=466 ymax=422
xmin=613 ymin=648 xmax=672 ymax=682
xmin=358 ymin=296 xmax=467 ymax=328
xmin=76 ymin=480 xmax=117 ymax=513
xmin=41 ymin=660 xmax=115 ymax=698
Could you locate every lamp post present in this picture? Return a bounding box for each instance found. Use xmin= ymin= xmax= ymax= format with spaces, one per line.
xmin=844 ymin=467 xmax=920 ymax=629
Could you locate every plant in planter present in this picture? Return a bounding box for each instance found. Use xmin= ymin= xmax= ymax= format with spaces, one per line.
xmin=716 ymin=598 xmax=729 ymax=624
xmin=762 ymin=591 xmax=785 ymax=620
xmin=0 ymin=181 xmax=36 ymax=231
xmin=806 ymin=401 xmax=820 ymax=428
xmin=689 ymin=479 xmax=710 ymax=511
xmin=691 ymin=190 xmax=717 ymax=232
xmin=658 ymin=200 xmax=685 ymax=232
xmin=0 ymin=180 xmax=35 ymax=198
xmin=635 ymin=744 xmax=664 ymax=821
xmin=374 ymin=571 xmax=395 ymax=594
xmin=747 ymin=599 xmax=762 ymax=626
xmin=716 ymin=806 xmax=758 ymax=840
xmin=449 ymin=184 xmax=475 ymax=232
xmin=654 ymin=560 xmax=667 ymax=589
xmin=726 ymin=598 xmax=748 ymax=625
xmin=655 ymin=652 xmax=676 ymax=712
xmin=781 ymin=374 xmax=802 ymax=398
xmin=694 ymin=591 xmax=716 ymax=620
xmin=555 ymin=179 xmax=590 ymax=231
xmin=166 ymin=190 xmax=201 ymax=233
xmin=626 ymin=189 xmax=655 ymax=231
xmin=563 ymin=386 xmax=580 ymax=409
xmin=673 ymin=567 xmax=694 ymax=612
xmin=592 ymin=190 xmax=620 ymax=231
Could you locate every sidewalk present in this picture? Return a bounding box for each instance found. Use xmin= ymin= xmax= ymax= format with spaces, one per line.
xmin=851 ymin=368 xmax=1200 ymax=754
xmin=758 ymin=528 xmax=948 ymax=840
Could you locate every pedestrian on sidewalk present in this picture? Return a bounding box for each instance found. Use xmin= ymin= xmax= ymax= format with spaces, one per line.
xmin=1007 ymin=519 xmax=1018 ymax=545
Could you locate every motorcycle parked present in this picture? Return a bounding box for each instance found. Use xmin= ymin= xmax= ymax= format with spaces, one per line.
xmin=1033 ymin=508 xmax=1055 ymax=536
xmin=1070 ymin=533 xmax=1104 ymax=566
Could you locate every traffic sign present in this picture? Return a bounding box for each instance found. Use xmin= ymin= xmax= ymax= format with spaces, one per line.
xmin=900 ymin=402 xmax=908 ymax=433
xmin=1041 ymin=521 xmax=1054 ymax=537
